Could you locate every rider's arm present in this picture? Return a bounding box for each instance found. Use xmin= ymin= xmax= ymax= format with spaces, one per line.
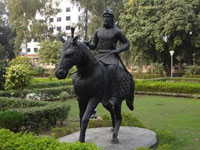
xmin=86 ymin=30 xmax=98 ymax=50
xmin=116 ymin=30 xmax=130 ymax=54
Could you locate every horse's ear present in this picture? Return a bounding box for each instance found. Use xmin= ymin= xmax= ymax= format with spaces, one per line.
xmin=59 ymin=36 xmax=65 ymax=43
xmin=72 ymin=36 xmax=79 ymax=46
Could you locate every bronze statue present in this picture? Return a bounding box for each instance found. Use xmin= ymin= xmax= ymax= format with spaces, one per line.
xmin=86 ymin=9 xmax=130 ymax=106
xmin=55 ymin=9 xmax=134 ymax=144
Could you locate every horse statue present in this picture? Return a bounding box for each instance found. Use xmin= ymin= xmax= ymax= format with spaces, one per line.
xmin=55 ymin=35 xmax=134 ymax=144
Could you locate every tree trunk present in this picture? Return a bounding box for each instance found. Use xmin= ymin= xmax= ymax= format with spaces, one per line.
xmin=19 ymin=89 xmax=23 ymax=108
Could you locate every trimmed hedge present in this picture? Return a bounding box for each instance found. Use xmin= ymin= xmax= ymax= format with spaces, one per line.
xmin=0 ymin=97 xmax=47 ymax=111
xmin=27 ymin=80 xmax=73 ymax=89
xmin=135 ymin=80 xmax=200 ymax=94
xmin=0 ymin=85 xmax=75 ymax=101
xmin=0 ymin=129 xmax=99 ymax=150
xmin=31 ymin=77 xmax=72 ymax=83
xmin=14 ymin=102 xmax=71 ymax=131
xmin=0 ymin=97 xmax=70 ymax=131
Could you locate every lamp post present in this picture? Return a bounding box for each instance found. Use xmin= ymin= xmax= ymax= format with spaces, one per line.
xmin=169 ymin=51 xmax=174 ymax=78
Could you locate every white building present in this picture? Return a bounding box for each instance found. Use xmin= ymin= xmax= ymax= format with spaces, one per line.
xmin=20 ymin=0 xmax=83 ymax=66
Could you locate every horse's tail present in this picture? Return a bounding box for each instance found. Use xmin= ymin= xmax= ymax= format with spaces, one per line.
xmin=126 ymin=74 xmax=134 ymax=111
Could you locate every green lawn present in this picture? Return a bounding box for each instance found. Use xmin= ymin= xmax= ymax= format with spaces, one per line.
xmin=66 ymin=95 xmax=200 ymax=150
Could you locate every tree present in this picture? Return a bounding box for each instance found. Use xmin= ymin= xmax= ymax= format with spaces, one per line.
xmin=38 ymin=40 xmax=62 ymax=67
xmin=5 ymin=64 xmax=33 ymax=108
xmin=6 ymin=0 xmax=60 ymax=54
xmin=71 ymin=0 xmax=126 ymax=37
xmin=119 ymin=0 xmax=200 ymax=74
xmin=0 ymin=0 xmax=15 ymax=61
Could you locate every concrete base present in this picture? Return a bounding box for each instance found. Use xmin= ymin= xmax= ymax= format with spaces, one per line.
xmin=59 ymin=126 xmax=157 ymax=150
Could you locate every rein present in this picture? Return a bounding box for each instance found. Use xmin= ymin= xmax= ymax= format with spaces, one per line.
xmin=69 ymin=51 xmax=113 ymax=76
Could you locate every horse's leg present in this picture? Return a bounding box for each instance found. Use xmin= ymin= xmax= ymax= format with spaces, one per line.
xmin=103 ymin=104 xmax=115 ymax=132
xmin=78 ymin=97 xmax=88 ymax=128
xmin=112 ymin=102 xmax=122 ymax=144
xmin=79 ymin=98 xmax=99 ymax=143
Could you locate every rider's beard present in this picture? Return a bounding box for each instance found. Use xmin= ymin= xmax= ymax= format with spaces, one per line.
xmin=103 ymin=20 xmax=114 ymax=29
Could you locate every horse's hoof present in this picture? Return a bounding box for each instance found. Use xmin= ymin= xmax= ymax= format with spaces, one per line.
xmin=111 ymin=138 xmax=119 ymax=144
xmin=79 ymin=139 xmax=85 ymax=143
xmin=110 ymin=127 xmax=114 ymax=132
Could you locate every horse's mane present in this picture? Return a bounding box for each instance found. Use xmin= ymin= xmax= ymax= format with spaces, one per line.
xmin=63 ymin=38 xmax=96 ymax=63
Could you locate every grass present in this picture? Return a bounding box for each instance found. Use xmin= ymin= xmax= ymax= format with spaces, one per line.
xmin=65 ymin=95 xmax=200 ymax=150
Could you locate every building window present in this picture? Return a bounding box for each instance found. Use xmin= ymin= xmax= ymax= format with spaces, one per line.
xmin=78 ymin=16 xmax=81 ymax=21
xmin=34 ymin=48 xmax=38 ymax=52
xmin=66 ymin=16 xmax=70 ymax=21
xmin=78 ymin=7 xmax=80 ymax=12
xmin=66 ymin=7 xmax=71 ymax=12
xmin=27 ymin=48 xmax=31 ymax=52
xmin=49 ymin=18 xmax=54 ymax=22
xmin=57 ymin=27 xmax=61 ymax=31
xmin=57 ymin=17 xmax=61 ymax=22
xmin=49 ymin=27 xmax=53 ymax=32
xmin=78 ymin=25 xmax=80 ymax=30
xmin=66 ymin=26 xmax=70 ymax=30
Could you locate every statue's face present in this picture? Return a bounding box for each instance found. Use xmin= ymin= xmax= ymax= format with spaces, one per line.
xmin=103 ymin=14 xmax=114 ymax=29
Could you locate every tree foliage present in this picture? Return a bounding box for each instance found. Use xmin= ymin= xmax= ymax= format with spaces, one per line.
xmin=6 ymin=0 xmax=60 ymax=54
xmin=9 ymin=56 xmax=33 ymax=69
xmin=5 ymin=64 xmax=33 ymax=107
xmin=119 ymin=0 xmax=200 ymax=73
xmin=0 ymin=0 xmax=15 ymax=61
xmin=38 ymin=40 xmax=62 ymax=67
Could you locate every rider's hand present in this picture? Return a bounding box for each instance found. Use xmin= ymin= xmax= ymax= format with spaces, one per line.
xmin=111 ymin=50 xmax=120 ymax=54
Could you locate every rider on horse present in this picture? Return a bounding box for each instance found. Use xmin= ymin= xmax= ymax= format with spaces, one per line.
xmin=86 ymin=8 xmax=130 ymax=106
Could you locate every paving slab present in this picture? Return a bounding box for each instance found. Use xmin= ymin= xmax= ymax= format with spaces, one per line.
xmin=59 ymin=126 xmax=157 ymax=150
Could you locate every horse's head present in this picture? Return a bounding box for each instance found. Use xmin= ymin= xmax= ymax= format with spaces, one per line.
xmin=55 ymin=36 xmax=83 ymax=79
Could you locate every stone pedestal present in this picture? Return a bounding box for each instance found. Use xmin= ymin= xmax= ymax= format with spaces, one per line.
xmin=59 ymin=127 xmax=157 ymax=150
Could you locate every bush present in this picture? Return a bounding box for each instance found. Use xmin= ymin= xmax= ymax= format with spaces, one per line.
xmin=27 ymin=80 xmax=72 ymax=89
xmin=184 ymin=65 xmax=200 ymax=75
xmin=135 ymin=80 xmax=200 ymax=94
xmin=30 ymin=85 xmax=74 ymax=101
xmin=121 ymin=112 xmax=146 ymax=128
xmin=0 ymin=85 xmax=75 ymax=101
xmin=0 ymin=129 xmax=100 ymax=150
xmin=0 ymin=111 xmax=24 ymax=132
xmin=14 ymin=102 xmax=71 ymax=131
xmin=0 ymin=97 xmax=47 ymax=111
xmin=134 ymin=73 xmax=165 ymax=79
xmin=0 ymin=61 xmax=7 ymax=90
xmin=59 ymin=91 xmax=69 ymax=101
xmin=9 ymin=56 xmax=32 ymax=68
xmin=32 ymin=66 xmax=45 ymax=77
xmin=88 ymin=113 xmax=145 ymax=128
xmin=0 ymin=97 xmax=70 ymax=131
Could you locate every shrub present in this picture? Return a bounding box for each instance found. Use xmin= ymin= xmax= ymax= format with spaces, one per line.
xmin=14 ymin=102 xmax=71 ymax=131
xmin=121 ymin=112 xmax=146 ymax=128
xmin=0 ymin=111 xmax=24 ymax=132
xmin=59 ymin=91 xmax=69 ymax=101
xmin=135 ymin=80 xmax=200 ymax=94
xmin=0 ymin=85 xmax=75 ymax=101
xmin=0 ymin=129 xmax=100 ymax=150
xmin=5 ymin=64 xmax=33 ymax=107
xmin=0 ymin=61 xmax=7 ymax=90
xmin=0 ymin=97 xmax=70 ymax=131
xmin=9 ymin=56 xmax=32 ymax=68
xmin=0 ymin=97 xmax=47 ymax=111
xmin=30 ymin=85 xmax=74 ymax=101
xmin=88 ymin=113 xmax=145 ymax=128
xmin=27 ymin=80 xmax=72 ymax=89
xmin=184 ymin=65 xmax=200 ymax=75
xmin=148 ymin=62 xmax=164 ymax=75
xmin=32 ymin=66 xmax=45 ymax=77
